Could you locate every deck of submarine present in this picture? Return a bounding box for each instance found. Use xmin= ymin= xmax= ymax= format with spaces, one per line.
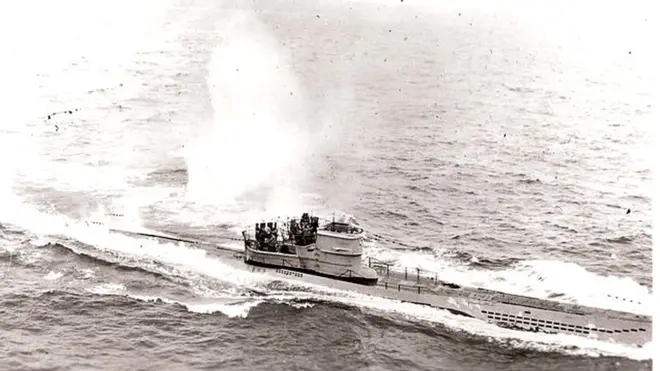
xmin=373 ymin=266 xmax=650 ymax=322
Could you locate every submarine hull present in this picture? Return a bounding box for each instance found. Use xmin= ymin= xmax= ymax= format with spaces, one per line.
xmin=213 ymin=243 xmax=651 ymax=347
xmin=107 ymin=227 xmax=652 ymax=347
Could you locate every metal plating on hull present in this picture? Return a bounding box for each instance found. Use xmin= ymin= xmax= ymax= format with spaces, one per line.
xmin=106 ymin=213 xmax=652 ymax=347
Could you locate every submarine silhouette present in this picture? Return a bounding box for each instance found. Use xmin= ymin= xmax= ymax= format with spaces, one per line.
xmin=105 ymin=212 xmax=651 ymax=347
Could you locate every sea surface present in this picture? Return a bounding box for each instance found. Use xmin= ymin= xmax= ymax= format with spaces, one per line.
xmin=0 ymin=0 xmax=655 ymax=370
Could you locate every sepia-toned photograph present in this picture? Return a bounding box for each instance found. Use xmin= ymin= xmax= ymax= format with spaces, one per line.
xmin=0 ymin=0 xmax=655 ymax=370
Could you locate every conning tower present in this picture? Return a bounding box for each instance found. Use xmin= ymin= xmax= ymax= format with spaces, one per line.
xmin=242 ymin=213 xmax=378 ymax=285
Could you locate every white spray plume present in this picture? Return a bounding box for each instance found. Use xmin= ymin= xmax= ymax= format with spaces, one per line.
xmin=184 ymin=11 xmax=311 ymax=214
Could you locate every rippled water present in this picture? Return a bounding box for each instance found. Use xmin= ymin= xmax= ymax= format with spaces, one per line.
xmin=0 ymin=0 xmax=655 ymax=370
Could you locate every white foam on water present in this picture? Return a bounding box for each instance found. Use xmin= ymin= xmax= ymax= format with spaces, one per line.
xmin=289 ymin=302 xmax=316 ymax=309
xmin=87 ymin=283 xmax=128 ymax=295
xmin=79 ymin=268 xmax=96 ymax=280
xmin=86 ymin=285 xmax=263 ymax=319
xmin=501 ymin=260 xmax=652 ymax=314
xmin=139 ymin=295 xmax=262 ymax=319
xmin=17 ymin=209 xmax=273 ymax=291
xmin=0 ymin=239 xmax=24 ymax=255
xmin=183 ymin=300 xmax=262 ymax=318
xmin=44 ymin=271 xmax=64 ymax=281
xmin=28 ymin=238 xmax=52 ymax=248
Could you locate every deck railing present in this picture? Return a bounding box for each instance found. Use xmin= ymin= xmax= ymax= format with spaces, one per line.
xmin=365 ymin=257 xmax=442 ymax=283
xmin=379 ymin=280 xmax=429 ymax=295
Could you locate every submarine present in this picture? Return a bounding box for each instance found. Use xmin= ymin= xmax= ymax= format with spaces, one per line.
xmin=105 ymin=212 xmax=652 ymax=347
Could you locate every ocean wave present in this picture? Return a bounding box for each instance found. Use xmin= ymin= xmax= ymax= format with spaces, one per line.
xmin=517 ymin=178 xmax=542 ymax=184
xmin=144 ymin=167 xmax=188 ymax=185
xmin=42 ymin=241 xmax=189 ymax=286
xmin=85 ymin=286 xmax=262 ymax=318
xmin=468 ymin=256 xmax=520 ymax=270
xmin=381 ymin=210 xmax=409 ymax=220
xmin=439 ymin=248 xmax=520 ymax=270
xmin=604 ymin=233 xmax=650 ymax=245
